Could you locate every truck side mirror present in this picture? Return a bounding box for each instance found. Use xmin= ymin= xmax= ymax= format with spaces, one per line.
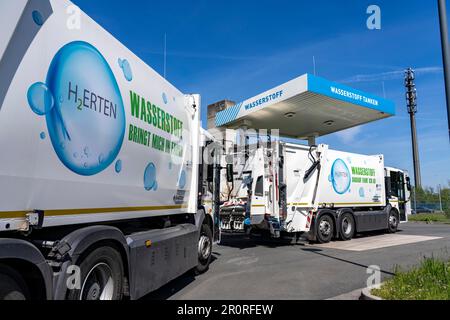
xmin=226 ymin=164 xmax=234 ymax=183
xmin=406 ymin=177 xmax=411 ymax=191
xmin=385 ymin=176 xmax=392 ymax=198
xmin=207 ymin=164 xmax=214 ymax=183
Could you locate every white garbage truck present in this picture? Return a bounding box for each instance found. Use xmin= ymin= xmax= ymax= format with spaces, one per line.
xmin=0 ymin=0 xmax=220 ymax=300
xmin=219 ymin=141 xmax=411 ymax=243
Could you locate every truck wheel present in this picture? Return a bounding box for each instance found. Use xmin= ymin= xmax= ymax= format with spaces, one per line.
xmin=316 ymin=215 xmax=334 ymax=244
xmin=67 ymin=246 xmax=124 ymax=300
xmin=339 ymin=213 xmax=355 ymax=241
xmin=0 ymin=264 xmax=29 ymax=300
xmin=194 ymin=224 xmax=213 ymax=275
xmin=388 ymin=210 xmax=399 ymax=233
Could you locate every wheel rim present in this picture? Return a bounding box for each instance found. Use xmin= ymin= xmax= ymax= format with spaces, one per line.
xmin=198 ymin=234 xmax=211 ymax=261
xmin=319 ymin=219 xmax=331 ymax=237
xmin=80 ymin=263 xmax=115 ymax=300
xmin=342 ymin=217 xmax=352 ymax=235
xmin=389 ymin=214 xmax=398 ymax=228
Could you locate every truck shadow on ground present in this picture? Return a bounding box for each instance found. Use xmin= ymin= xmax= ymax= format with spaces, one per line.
xmin=142 ymin=254 xmax=219 ymax=300
xmin=218 ymin=228 xmax=405 ymax=249
xmin=218 ymin=233 xmax=300 ymax=249
xmin=143 ymin=229 xmax=404 ymax=299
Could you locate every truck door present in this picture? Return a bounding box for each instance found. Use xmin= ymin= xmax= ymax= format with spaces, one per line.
xmin=390 ymin=171 xmax=407 ymax=222
xmin=249 ymin=148 xmax=267 ymax=224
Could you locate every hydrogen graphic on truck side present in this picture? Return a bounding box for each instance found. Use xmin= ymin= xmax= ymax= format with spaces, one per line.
xmin=27 ymin=41 xmax=126 ymax=176
xmin=330 ymin=158 xmax=351 ymax=194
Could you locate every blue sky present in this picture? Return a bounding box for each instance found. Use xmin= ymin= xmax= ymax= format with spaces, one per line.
xmin=72 ymin=0 xmax=450 ymax=188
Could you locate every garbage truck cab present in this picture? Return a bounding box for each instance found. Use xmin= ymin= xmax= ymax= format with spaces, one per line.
xmin=385 ymin=167 xmax=412 ymax=222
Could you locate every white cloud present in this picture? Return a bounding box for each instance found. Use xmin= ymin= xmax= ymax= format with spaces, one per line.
xmin=335 ymin=126 xmax=363 ymax=144
xmin=340 ymin=67 xmax=443 ymax=84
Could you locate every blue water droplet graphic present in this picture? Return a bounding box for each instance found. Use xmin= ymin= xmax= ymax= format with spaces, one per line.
xmin=153 ymin=181 xmax=158 ymax=191
xmin=162 ymin=92 xmax=168 ymax=104
xmin=42 ymin=41 xmax=125 ymax=176
xmin=40 ymin=132 xmax=46 ymax=140
xmin=115 ymin=160 xmax=122 ymax=173
xmin=359 ymin=187 xmax=365 ymax=198
xmin=144 ymin=163 xmax=157 ymax=191
xmin=119 ymin=58 xmax=133 ymax=81
xmin=32 ymin=10 xmax=44 ymax=26
xmin=178 ymin=170 xmax=186 ymax=189
xmin=27 ymin=82 xmax=54 ymax=116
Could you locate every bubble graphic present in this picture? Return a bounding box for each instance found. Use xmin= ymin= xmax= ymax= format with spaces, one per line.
xmin=162 ymin=93 xmax=168 ymax=104
xmin=144 ymin=162 xmax=157 ymax=191
xmin=115 ymin=160 xmax=122 ymax=173
xmin=359 ymin=187 xmax=365 ymax=198
xmin=330 ymin=159 xmax=351 ymax=195
xmin=178 ymin=170 xmax=186 ymax=189
xmin=40 ymin=132 xmax=46 ymax=140
xmin=41 ymin=41 xmax=125 ymax=176
xmin=27 ymin=82 xmax=54 ymax=116
xmin=32 ymin=10 xmax=44 ymax=26
xmin=118 ymin=58 xmax=133 ymax=81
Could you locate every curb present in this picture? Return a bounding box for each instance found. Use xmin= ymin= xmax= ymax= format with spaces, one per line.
xmin=360 ymin=287 xmax=383 ymax=300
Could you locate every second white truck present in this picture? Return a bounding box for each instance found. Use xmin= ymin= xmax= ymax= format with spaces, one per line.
xmin=219 ymin=141 xmax=411 ymax=243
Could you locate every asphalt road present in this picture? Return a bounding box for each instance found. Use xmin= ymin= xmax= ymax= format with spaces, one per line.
xmin=144 ymin=222 xmax=450 ymax=300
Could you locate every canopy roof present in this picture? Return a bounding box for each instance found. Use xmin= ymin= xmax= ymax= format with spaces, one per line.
xmin=215 ymin=74 xmax=395 ymax=139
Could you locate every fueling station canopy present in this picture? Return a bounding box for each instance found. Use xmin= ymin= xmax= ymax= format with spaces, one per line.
xmin=215 ymin=74 xmax=396 ymax=139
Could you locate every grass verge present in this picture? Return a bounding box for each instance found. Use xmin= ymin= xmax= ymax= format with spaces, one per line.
xmin=371 ymin=258 xmax=450 ymax=300
xmin=409 ymin=213 xmax=450 ymax=224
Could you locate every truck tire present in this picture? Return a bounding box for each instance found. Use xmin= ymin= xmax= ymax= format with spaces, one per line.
xmin=316 ymin=215 xmax=334 ymax=244
xmin=194 ymin=224 xmax=213 ymax=275
xmin=67 ymin=246 xmax=124 ymax=300
xmin=387 ymin=210 xmax=399 ymax=233
xmin=0 ymin=264 xmax=29 ymax=300
xmin=339 ymin=213 xmax=355 ymax=241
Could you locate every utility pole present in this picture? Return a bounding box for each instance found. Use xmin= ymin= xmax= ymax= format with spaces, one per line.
xmin=438 ymin=0 xmax=450 ymax=141
xmin=405 ymin=68 xmax=422 ymax=188
xmin=438 ymin=184 xmax=443 ymax=212
xmin=313 ymin=56 xmax=317 ymax=76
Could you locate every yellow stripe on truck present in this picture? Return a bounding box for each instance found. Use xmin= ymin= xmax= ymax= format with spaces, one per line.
xmin=0 ymin=205 xmax=187 ymax=219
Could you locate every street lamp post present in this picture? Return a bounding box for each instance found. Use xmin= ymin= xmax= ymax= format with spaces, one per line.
xmin=405 ymin=68 xmax=422 ymax=188
xmin=438 ymin=0 xmax=450 ymax=141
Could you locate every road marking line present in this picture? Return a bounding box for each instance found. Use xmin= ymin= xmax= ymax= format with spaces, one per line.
xmin=312 ymin=234 xmax=442 ymax=251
